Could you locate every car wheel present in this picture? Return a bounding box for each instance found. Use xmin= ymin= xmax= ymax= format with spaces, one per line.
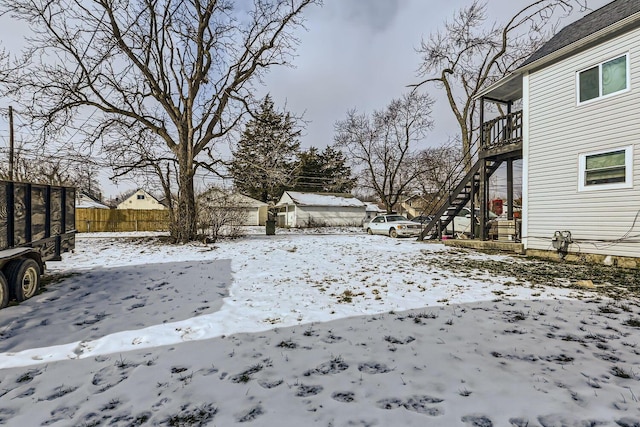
xmin=389 ymin=228 xmax=398 ymax=238
xmin=367 ymin=228 xmax=373 ymax=235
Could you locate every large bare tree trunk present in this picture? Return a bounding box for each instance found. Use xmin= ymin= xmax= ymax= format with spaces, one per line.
xmin=176 ymin=171 xmax=197 ymax=242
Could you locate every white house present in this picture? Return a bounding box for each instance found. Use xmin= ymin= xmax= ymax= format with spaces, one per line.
xmin=199 ymin=189 xmax=269 ymax=226
xmin=116 ymin=189 xmax=166 ymax=210
xmin=275 ymin=191 xmax=366 ymax=227
xmin=479 ymin=0 xmax=640 ymax=263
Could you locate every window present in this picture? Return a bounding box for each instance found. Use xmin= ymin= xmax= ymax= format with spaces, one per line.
xmin=578 ymin=54 xmax=628 ymax=103
xmin=579 ymin=146 xmax=633 ymax=191
xmin=137 ymin=194 xmax=145 ymax=200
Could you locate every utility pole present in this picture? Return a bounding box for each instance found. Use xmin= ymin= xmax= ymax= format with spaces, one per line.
xmin=8 ymin=105 xmax=14 ymax=181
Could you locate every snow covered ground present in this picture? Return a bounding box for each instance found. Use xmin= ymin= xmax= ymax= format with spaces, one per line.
xmin=0 ymin=229 xmax=639 ymax=426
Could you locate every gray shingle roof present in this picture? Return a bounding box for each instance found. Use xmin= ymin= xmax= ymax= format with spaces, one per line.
xmin=521 ymin=0 xmax=640 ymax=67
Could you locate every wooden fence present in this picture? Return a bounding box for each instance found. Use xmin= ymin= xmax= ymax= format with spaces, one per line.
xmin=76 ymin=208 xmax=170 ymax=232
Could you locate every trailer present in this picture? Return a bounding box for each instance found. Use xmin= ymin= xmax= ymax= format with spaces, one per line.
xmin=0 ymin=180 xmax=76 ymax=309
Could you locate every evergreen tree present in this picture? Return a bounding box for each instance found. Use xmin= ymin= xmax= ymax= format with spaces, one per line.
xmin=229 ymin=95 xmax=301 ymax=203
xmin=295 ymin=146 xmax=355 ymax=193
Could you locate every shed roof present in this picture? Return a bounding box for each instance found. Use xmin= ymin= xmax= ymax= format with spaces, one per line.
xmin=199 ymin=189 xmax=268 ymax=208
xmin=76 ymin=199 xmax=110 ymax=209
xmin=278 ymin=191 xmax=365 ymax=208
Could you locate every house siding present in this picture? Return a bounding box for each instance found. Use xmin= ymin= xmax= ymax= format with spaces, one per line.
xmin=295 ymin=206 xmax=365 ymax=227
xmin=117 ymin=190 xmax=166 ymax=210
xmin=526 ymin=26 xmax=640 ymax=258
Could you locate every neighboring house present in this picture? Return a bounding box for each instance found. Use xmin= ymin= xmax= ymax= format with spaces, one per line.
xmin=364 ymin=203 xmax=385 ymax=224
xmin=116 ymin=189 xmax=166 ymax=210
xmin=76 ymin=191 xmax=110 ymax=209
xmin=478 ymin=0 xmax=640 ymax=261
xmin=275 ymin=191 xmax=366 ymax=227
xmin=198 ymin=189 xmax=269 ymax=226
xmin=401 ymin=195 xmax=430 ymax=219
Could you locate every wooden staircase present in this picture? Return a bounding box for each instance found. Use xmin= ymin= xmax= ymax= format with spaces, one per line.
xmin=419 ymin=158 xmax=502 ymax=240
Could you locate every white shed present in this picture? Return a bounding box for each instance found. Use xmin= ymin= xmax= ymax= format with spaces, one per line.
xmin=275 ymin=191 xmax=366 ymax=227
xmin=199 ymin=189 xmax=269 ymax=226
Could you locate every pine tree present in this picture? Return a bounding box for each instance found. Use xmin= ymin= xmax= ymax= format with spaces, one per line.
xmin=229 ymin=95 xmax=301 ymax=203
xmin=294 ymin=146 xmax=355 ymax=193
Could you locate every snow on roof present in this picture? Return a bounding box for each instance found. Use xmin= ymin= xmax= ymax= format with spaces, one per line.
xmin=76 ymin=199 xmax=110 ymax=209
xmin=281 ymin=191 xmax=365 ymax=207
xmin=200 ymin=189 xmax=268 ymax=207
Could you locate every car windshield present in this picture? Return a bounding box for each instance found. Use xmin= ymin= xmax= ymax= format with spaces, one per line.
xmin=386 ymin=215 xmax=407 ymax=222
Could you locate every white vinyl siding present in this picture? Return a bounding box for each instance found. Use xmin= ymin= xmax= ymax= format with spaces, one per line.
xmin=525 ymin=27 xmax=640 ymax=258
xmin=296 ymin=206 xmax=366 ymax=227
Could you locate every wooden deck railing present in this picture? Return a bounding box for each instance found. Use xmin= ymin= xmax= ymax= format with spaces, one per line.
xmin=482 ymin=110 xmax=522 ymax=151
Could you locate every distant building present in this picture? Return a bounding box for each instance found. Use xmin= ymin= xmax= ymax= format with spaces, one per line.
xmin=76 ymin=191 xmax=110 ymax=209
xmin=198 ymin=189 xmax=269 ymax=226
xmin=116 ymin=189 xmax=166 ymax=210
xmin=275 ymin=191 xmax=366 ymax=227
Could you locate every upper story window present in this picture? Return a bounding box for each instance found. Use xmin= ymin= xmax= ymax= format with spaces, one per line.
xmin=577 ymin=53 xmax=629 ymax=104
xmin=578 ymin=146 xmax=633 ymax=191
xmin=137 ymin=194 xmax=145 ymax=200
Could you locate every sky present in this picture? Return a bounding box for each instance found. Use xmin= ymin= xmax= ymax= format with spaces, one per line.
xmin=0 ymin=0 xmax=612 ymax=196
xmin=0 ymin=230 xmax=638 ymax=425
xmin=260 ymin=0 xmax=611 ymax=150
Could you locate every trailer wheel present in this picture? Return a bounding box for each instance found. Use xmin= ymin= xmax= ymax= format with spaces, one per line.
xmin=0 ymin=272 xmax=8 ymax=309
xmin=6 ymin=258 xmax=41 ymax=302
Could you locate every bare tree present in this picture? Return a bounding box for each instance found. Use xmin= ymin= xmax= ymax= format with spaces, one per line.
xmin=0 ymin=140 xmax=102 ymax=195
xmin=412 ymin=0 xmax=587 ymax=167
xmin=0 ymin=0 xmax=320 ymax=242
xmin=413 ymin=142 xmax=463 ymax=214
xmin=334 ymin=92 xmax=434 ymax=213
xmin=197 ymin=188 xmax=248 ymax=242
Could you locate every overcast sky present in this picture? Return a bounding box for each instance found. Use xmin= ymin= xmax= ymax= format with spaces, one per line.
xmin=0 ymin=0 xmax=612 ymax=195
xmin=260 ymin=0 xmax=611 ymax=152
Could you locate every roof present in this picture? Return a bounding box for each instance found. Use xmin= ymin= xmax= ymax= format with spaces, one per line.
xmin=199 ymin=189 xmax=268 ymax=208
xmin=278 ymin=191 xmax=366 ymax=208
xmin=521 ymin=0 xmax=640 ymax=67
xmin=76 ymin=199 xmax=110 ymax=209
xmin=116 ymin=188 xmax=159 ymax=203
xmin=478 ymin=0 xmax=640 ymax=102
xmin=76 ymin=191 xmax=110 ymax=209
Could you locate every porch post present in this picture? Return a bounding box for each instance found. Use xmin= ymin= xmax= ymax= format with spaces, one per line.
xmin=479 ymin=159 xmax=488 ymax=240
xmin=507 ymin=159 xmax=514 ymax=220
xmin=474 ymin=96 xmax=485 ymax=238
xmin=478 ymin=97 xmax=487 ymax=240
xmin=479 ymin=97 xmax=485 ymax=152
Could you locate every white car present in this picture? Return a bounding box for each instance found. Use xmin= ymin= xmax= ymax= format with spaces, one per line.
xmin=366 ymin=214 xmax=422 ymax=238
xmin=443 ymin=207 xmax=497 ymax=235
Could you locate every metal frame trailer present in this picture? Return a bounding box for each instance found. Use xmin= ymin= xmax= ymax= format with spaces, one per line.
xmin=0 ymin=180 xmax=76 ymax=309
